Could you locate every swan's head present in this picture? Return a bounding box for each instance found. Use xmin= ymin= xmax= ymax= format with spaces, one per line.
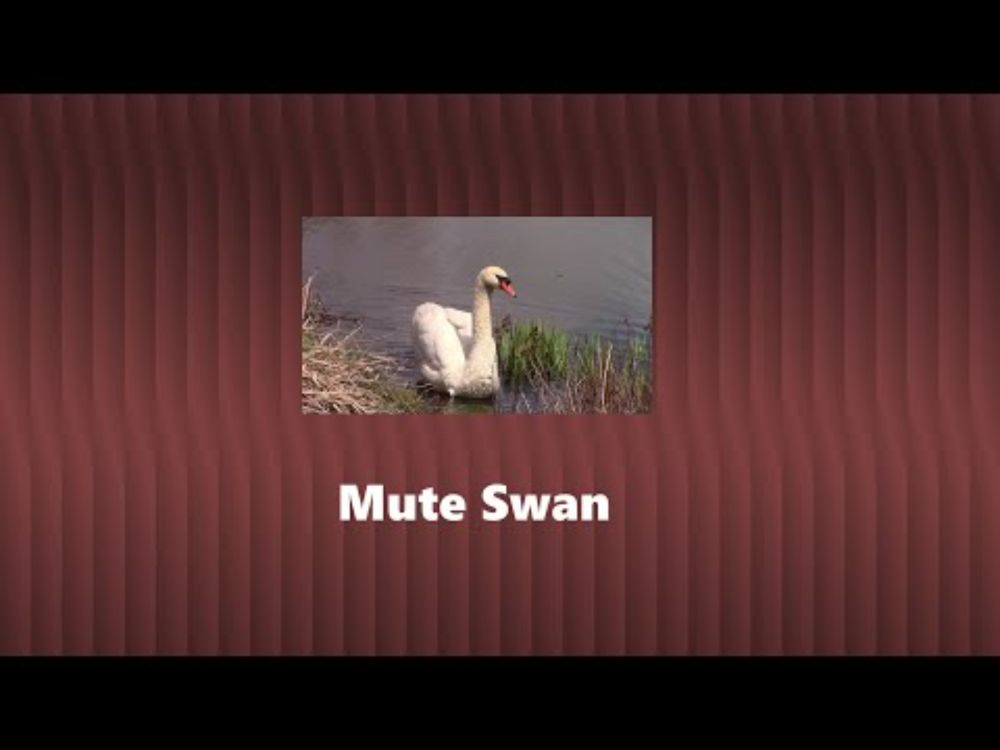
xmin=479 ymin=265 xmax=517 ymax=297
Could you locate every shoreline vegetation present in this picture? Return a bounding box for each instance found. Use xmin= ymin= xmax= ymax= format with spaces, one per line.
xmin=302 ymin=277 xmax=423 ymax=414
xmin=301 ymin=279 xmax=652 ymax=415
xmin=497 ymin=317 xmax=651 ymax=414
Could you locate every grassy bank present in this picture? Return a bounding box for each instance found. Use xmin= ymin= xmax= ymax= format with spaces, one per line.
xmin=497 ymin=319 xmax=652 ymax=414
xmin=301 ymin=278 xmax=424 ymax=414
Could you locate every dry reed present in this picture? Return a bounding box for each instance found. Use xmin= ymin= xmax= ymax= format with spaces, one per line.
xmin=301 ymin=277 xmax=422 ymax=415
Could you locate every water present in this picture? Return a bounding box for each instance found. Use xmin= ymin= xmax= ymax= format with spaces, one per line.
xmin=302 ymin=217 xmax=651 ymax=410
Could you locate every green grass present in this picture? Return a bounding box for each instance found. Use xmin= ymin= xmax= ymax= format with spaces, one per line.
xmin=497 ymin=319 xmax=569 ymax=386
xmin=497 ymin=320 xmax=652 ymax=414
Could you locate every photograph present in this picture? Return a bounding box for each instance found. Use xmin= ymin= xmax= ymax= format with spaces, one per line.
xmin=302 ymin=217 xmax=652 ymax=414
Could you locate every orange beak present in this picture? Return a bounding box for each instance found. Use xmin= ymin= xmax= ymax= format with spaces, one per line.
xmin=499 ymin=279 xmax=517 ymax=297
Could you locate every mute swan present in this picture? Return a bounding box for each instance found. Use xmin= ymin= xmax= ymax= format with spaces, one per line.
xmin=412 ymin=265 xmax=517 ymax=399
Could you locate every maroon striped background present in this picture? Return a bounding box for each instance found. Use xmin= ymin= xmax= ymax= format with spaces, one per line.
xmin=1 ymin=94 xmax=999 ymax=655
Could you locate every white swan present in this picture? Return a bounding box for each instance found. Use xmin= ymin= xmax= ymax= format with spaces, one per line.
xmin=412 ymin=265 xmax=517 ymax=399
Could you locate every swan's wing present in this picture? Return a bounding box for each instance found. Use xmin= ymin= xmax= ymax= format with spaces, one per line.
xmin=412 ymin=303 xmax=466 ymax=388
xmin=443 ymin=307 xmax=472 ymax=333
xmin=442 ymin=307 xmax=474 ymax=354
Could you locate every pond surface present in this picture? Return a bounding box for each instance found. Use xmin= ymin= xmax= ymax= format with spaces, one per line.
xmin=302 ymin=217 xmax=651 ymax=411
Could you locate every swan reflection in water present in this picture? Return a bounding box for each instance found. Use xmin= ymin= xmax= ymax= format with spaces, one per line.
xmin=418 ymin=385 xmax=541 ymax=415
xmin=436 ymin=398 xmax=495 ymax=415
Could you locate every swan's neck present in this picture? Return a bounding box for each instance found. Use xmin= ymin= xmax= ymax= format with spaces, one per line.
xmin=471 ymin=284 xmax=493 ymax=341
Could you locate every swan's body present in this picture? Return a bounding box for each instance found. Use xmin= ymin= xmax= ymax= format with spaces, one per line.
xmin=412 ymin=266 xmax=516 ymax=399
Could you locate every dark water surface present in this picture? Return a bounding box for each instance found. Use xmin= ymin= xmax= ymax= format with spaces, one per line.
xmin=303 ymin=217 xmax=651 ymax=409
